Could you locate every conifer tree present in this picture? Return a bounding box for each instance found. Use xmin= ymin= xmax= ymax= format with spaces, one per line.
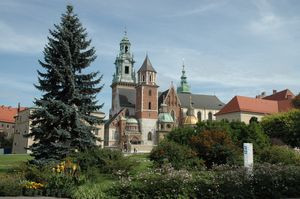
xmin=29 ymin=5 xmax=103 ymax=164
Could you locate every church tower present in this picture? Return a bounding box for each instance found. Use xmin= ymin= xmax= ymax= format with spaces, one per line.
xmin=136 ymin=55 xmax=158 ymax=145
xmin=110 ymin=32 xmax=137 ymax=117
xmin=177 ymin=62 xmax=191 ymax=94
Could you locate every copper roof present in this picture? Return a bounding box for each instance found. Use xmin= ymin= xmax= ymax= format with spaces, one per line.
xmin=215 ymin=96 xmax=279 ymax=116
xmin=0 ymin=105 xmax=26 ymax=123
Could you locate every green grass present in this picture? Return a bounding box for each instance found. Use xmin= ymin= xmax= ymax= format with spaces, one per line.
xmin=126 ymin=153 xmax=153 ymax=175
xmin=0 ymin=154 xmax=31 ymax=174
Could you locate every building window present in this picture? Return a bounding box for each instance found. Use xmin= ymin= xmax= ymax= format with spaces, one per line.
xmin=171 ymin=110 xmax=175 ymax=121
xmin=148 ymin=132 xmax=152 ymax=141
xmin=160 ymin=124 xmax=164 ymax=130
xmin=148 ymin=102 xmax=152 ymax=109
xmin=197 ymin=111 xmax=202 ymax=122
xmin=142 ymin=75 xmax=145 ymax=82
xmin=125 ymin=66 xmax=129 ymax=74
xmin=167 ymin=124 xmax=171 ymax=129
xmin=149 ymin=75 xmax=152 ymax=82
xmin=94 ymin=129 xmax=99 ymax=135
xmin=125 ymin=109 xmax=129 ymax=117
xmin=149 ymin=89 xmax=152 ymax=96
xmin=208 ymin=112 xmax=213 ymax=121
xmin=125 ymin=45 xmax=128 ymax=53
xmin=7 ymin=124 xmax=9 ymax=128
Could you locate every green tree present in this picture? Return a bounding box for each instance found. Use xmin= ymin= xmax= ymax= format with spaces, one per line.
xmin=29 ymin=5 xmax=103 ymax=164
xmin=292 ymin=93 xmax=300 ymax=109
xmin=190 ymin=130 xmax=239 ymax=168
xmin=261 ymin=110 xmax=300 ymax=147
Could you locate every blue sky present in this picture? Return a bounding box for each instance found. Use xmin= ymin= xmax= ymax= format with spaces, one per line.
xmin=0 ymin=0 xmax=300 ymax=116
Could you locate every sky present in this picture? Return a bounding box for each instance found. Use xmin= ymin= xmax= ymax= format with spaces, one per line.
xmin=0 ymin=0 xmax=300 ymax=116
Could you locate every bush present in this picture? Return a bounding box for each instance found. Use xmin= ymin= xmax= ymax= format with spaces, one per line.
xmin=109 ymin=164 xmax=200 ymax=199
xmin=190 ymin=130 xmax=240 ymax=168
xmin=261 ymin=110 xmax=300 ymax=147
xmin=74 ymin=148 xmax=134 ymax=176
xmin=0 ymin=173 xmax=23 ymax=196
xmin=258 ymin=145 xmax=300 ymax=165
xmin=150 ymin=140 xmax=204 ymax=169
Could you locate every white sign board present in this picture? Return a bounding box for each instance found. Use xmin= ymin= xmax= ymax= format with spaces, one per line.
xmin=243 ymin=143 xmax=253 ymax=171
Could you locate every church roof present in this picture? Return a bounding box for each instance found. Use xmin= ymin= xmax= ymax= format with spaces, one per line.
xmin=138 ymin=55 xmax=156 ymax=73
xmin=118 ymin=88 xmax=136 ymax=108
xmin=177 ymin=93 xmax=224 ymax=110
xmin=263 ymin=89 xmax=295 ymax=101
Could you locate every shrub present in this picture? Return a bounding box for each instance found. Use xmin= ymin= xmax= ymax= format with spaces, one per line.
xmin=74 ymin=148 xmax=134 ymax=176
xmin=190 ymin=130 xmax=239 ymax=168
xmin=258 ymin=145 xmax=300 ymax=165
xmin=0 ymin=173 xmax=23 ymax=196
xmin=150 ymin=140 xmax=204 ymax=169
xmin=261 ymin=109 xmax=300 ymax=147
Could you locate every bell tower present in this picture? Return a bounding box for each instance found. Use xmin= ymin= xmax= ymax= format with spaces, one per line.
xmin=135 ymin=55 xmax=158 ymax=145
xmin=110 ymin=32 xmax=137 ymax=117
xmin=112 ymin=31 xmax=136 ymax=84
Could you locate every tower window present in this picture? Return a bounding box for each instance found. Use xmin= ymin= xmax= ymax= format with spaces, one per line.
xmin=125 ymin=66 xmax=129 ymax=74
xmin=149 ymin=75 xmax=152 ymax=82
xmin=142 ymin=75 xmax=145 ymax=82
xmin=149 ymin=89 xmax=152 ymax=96
xmin=125 ymin=46 xmax=128 ymax=53
xmin=148 ymin=102 xmax=152 ymax=109
xmin=148 ymin=132 xmax=152 ymax=141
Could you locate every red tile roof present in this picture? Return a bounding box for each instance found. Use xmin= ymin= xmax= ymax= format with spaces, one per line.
xmin=0 ymin=105 xmax=26 ymax=123
xmin=215 ymin=96 xmax=279 ymax=116
xmin=263 ymin=89 xmax=295 ymax=101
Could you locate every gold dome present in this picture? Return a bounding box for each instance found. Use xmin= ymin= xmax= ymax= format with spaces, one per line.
xmin=183 ymin=115 xmax=198 ymax=126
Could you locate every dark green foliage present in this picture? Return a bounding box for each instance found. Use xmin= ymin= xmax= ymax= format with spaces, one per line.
xmin=292 ymin=93 xmax=300 ymax=109
xmin=190 ymin=130 xmax=240 ymax=167
xmin=0 ymin=173 xmax=23 ymax=196
xmin=29 ymin=5 xmax=103 ymax=164
xmin=261 ymin=110 xmax=300 ymax=147
xmin=150 ymin=140 xmax=204 ymax=169
xmin=230 ymin=121 xmax=270 ymax=153
xmin=108 ymin=163 xmax=300 ymax=199
xmin=258 ymin=145 xmax=300 ymax=165
xmin=74 ymin=148 xmax=134 ymax=175
xmin=166 ymin=126 xmax=196 ymax=145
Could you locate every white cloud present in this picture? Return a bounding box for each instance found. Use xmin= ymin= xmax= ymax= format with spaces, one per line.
xmin=0 ymin=21 xmax=45 ymax=54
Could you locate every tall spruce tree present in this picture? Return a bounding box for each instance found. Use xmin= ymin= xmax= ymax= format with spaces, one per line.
xmin=29 ymin=5 xmax=103 ymax=164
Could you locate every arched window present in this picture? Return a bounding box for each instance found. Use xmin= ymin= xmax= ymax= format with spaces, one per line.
xmin=148 ymin=132 xmax=152 ymax=141
xmin=149 ymin=75 xmax=152 ymax=82
xmin=171 ymin=110 xmax=175 ymax=121
xmin=148 ymin=102 xmax=152 ymax=109
xmin=249 ymin=116 xmax=258 ymax=124
xmin=197 ymin=111 xmax=202 ymax=122
xmin=125 ymin=45 xmax=128 ymax=53
xmin=149 ymin=89 xmax=152 ymax=96
xmin=142 ymin=75 xmax=145 ymax=82
xmin=208 ymin=112 xmax=213 ymax=121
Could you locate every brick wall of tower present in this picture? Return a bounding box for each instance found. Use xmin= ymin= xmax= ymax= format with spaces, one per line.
xmin=136 ymin=85 xmax=158 ymax=119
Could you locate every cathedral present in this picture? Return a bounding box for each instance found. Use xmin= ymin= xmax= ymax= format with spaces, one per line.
xmin=104 ymin=33 xmax=224 ymax=152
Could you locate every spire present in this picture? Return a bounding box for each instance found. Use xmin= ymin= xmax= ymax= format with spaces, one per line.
xmin=177 ymin=60 xmax=191 ymax=93
xmin=138 ymin=55 xmax=157 ymax=73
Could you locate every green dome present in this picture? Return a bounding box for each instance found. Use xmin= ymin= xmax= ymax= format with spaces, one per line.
xmin=158 ymin=112 xmax=174 ymax=123
xmin=126 ymin=117 xmax=138 ymax=124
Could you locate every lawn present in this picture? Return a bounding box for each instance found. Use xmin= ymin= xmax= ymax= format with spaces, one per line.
xmin=0 ymin=154 xmax=31 ymax=174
